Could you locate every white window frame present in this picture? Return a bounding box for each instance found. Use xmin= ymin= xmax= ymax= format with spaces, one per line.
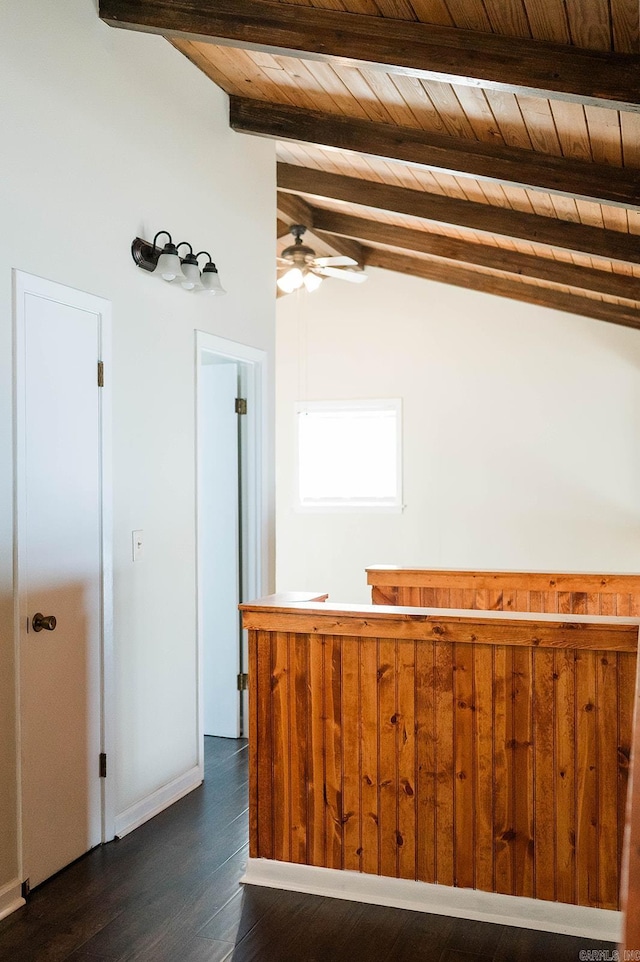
xmin=294 ymin=398 xmax=403 ymax=513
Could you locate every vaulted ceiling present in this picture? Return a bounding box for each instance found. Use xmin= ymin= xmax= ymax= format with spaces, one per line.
xmin=100 ymin=0 xmax=640 ymax=329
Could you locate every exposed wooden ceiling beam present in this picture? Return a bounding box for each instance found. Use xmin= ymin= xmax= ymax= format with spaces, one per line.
xmin=233 ymin=99 xmax=640 ymax=209
xmin=99 ymin=0 xmax=640 ymax=112
xmin=276 ymin=191 xmax=315 ymax=228
xmin=277 ymin=192 xmax=365 ymax=266
xmin=277 ymin=218 xmax=291 ymax=240
xmin=364 ymin=249 xmax=640 ymax=332
xmin=310 ymin=208 xmax=640 ymax=303
xmin=278 ymin=164 xmax=640 ymax=267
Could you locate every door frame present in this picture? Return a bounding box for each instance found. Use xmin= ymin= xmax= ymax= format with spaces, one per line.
xmin=13 ymin=270 xmax=115 ymax=888
xmin=195 ymin=331 xmax=268 ymax=756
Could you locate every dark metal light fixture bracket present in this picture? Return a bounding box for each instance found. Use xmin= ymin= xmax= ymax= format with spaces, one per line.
xmin=131 ymin=237 xmax=160 ymax=272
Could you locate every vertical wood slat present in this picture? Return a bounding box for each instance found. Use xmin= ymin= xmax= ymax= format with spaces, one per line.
xmin=619 ymin=651 xmax=636 ymax=892
xmin=434 ymin=641 xmax=455 ymax=886
xmin=575 ymin=649 xmax=599 ymax=906
xmin=416 ymin=640 xmax=436 ymax=884
xmin=454 ymin=642 xmax=475 ymax=889
xmin=248 ymin=605 xmax=638 ymax=912
xmin=555 ymin=648 xmax=577 ymax=905
xmin=308 ymin=634 xmax=325 ymax=867
xmin=324 ymin=635 xmax=343 ymax=869
xmin=397 ymin=639 xmax=417 ymax=880
xmin=533 ymin=648 xmax=556 ymax=901
xmin=289 ymin=632 xmax=308 ymax=864
xmin=342 ymin=637 xmax=361 ymax=871
xmin=598 ymin=649 xmax=619 ymax=909
xmin=272 ymin=629 xmax=290 ymax=864
xmin=360 ymin=638 xmax=379 ymax=876
xmin=474 ymin=645 xmax=494 ymax=893
xmin=378 ymin=639 xmax=398 ymax=879
xmin=256 ymin=629 xmax=274 ymax=860
xmin=248 ymin=628 xmax=260 ymax=858
xmin=512 ymin=646 xmax=534 ymax=897
xmin=493 ymin=645 xmax=514 ymax=895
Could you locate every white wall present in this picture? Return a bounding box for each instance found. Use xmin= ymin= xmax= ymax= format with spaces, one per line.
xmin=0 ymin=0 xmax=274 ymax=896
xmin=276 ymin=268 xmax=640 ymax=603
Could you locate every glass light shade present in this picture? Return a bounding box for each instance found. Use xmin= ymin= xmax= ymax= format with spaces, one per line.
xmin=200 ymin=263 xmax=227 ymax=296
xmin=303 ymin=271 xmax=323 ymax=292
xmin=156 ymin=250 xmax=184 ymax=282
xmin=180 ymin=261 xmax=202 ymax=290
xmin=277 ymin=267 xmax=304 ymax=294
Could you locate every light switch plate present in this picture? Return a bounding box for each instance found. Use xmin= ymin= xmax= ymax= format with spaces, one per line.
xmin=132 ymin=529 xmax=144 ymax=562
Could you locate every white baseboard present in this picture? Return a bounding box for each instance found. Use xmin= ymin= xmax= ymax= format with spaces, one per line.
xmin=243 ymin=858 xmax=622 ymax=943
xmin=114 ymin=765 xmax=203 ymax=839
xmin=0 ymin=879 xmax=25 ymax=922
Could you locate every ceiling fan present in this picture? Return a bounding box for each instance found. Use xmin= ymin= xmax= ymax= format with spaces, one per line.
xmin=277 ymin=224 xmax=367 ymax=294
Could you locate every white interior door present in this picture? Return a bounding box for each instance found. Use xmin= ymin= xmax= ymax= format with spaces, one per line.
xmin=200 ymin=361 xmax=241 ymax=738
xmin=16 ymin=273 xmax=107 ymax=889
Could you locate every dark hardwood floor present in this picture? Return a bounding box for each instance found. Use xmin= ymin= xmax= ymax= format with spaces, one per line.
xmin=0 ymin=737 xmax=617 ymax=961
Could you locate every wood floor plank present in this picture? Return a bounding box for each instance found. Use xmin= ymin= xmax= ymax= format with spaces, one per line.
xmin=0 ymin=736 xmax=619 ymax=962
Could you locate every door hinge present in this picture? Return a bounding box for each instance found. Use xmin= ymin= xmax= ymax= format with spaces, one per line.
xmin=235 ymin=398 xmax=247 ymax=415
xmin=21 ymin=878 xmax=30 ymax=901
xmin=237 ymin=672 xmax=249 ymax=691
xmin=99 ymin=752 xmax=107 ymax=778
xmin=97 ymin=361 xmax=104 ymax=387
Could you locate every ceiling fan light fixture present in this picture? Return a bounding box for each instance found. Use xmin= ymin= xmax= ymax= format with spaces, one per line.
xmin=277 ymin=267 xmax=304 ymax=293
xmin=303 ymin=271 xmax=323 ymax=292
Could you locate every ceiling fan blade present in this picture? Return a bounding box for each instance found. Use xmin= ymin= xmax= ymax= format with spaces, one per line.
xmin=313 ymin=255 xmax=358 ymax=267
xmin=316 ymin=266 xmax=368 ymax=283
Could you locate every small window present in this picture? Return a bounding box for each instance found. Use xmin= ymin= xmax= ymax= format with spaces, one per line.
xmin=295 ymin=399 xmax=402 ymax=511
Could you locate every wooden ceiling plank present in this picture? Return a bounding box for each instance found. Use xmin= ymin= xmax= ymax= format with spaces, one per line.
xmin=332 ymin=65 xmax=400 ymax=124
xmin=438 ymin=0 xmax=492 ymax=32
xmin=480 ymin=0 xmax=532 ymax=39
xmin=548 ymin=99 xmax=593 ymax=162
xmin=510 ymin=95 xmax=563 ymax=156
xmin=564 ymin=0 xmax=612 ymax=53
xmin=418 ymin=79 xmax=481 ymax=141
xmin=298 ymin=60 xmax=372 ymax=121
xmin=584 ymin=104 xmax=623 ymax=167
xmin=621 ymin=112 xmax=640 ymax=165
xmin=405 ymin=0 xmax=454 ymax=26
xmin=309 ymin=207 xmax=640 ymax=300
xmin=371 ymin=0 xmax=419 ymax=20
xmin=602 ymin=206 xmax=630 ymax=232
xmin=99 ymin=0 xmax=640 ymax=111
xmin=482 ymin=90 xmax=533 ymax=150
xmin=522 ymin=0 xmax=571 ymax=44
xmin=573 ymin=198 xmax=605 ymax=229
xmin=230 ymin=97 xmax=640 ymax=208
xmin=610 ymin=0 xmax=640 ymax=53
xmin=277 ymin=162 xmax=640 ymax=265
xmin=169 ymin=38 xmax=238 ymax=91
xmin=363 ymin=248 xmax=640 ymax=329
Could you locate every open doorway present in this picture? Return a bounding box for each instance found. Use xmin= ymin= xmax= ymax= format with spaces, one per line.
xmin=195 ymin=333 xmax=267 ymax=766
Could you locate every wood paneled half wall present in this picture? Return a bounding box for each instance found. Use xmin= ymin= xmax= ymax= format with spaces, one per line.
xmin=366 ymin=567 xmax=640 ymax=617
xmin=241 ymin=595 xmax=639 ymax=917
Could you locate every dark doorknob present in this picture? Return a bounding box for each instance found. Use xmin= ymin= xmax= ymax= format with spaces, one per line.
xmin=32 ymin=613 xmax=56 ymax=632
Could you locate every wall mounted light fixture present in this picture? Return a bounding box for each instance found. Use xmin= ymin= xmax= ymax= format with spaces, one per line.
xmin=131 ymin=231 xmax=226 ymax=295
